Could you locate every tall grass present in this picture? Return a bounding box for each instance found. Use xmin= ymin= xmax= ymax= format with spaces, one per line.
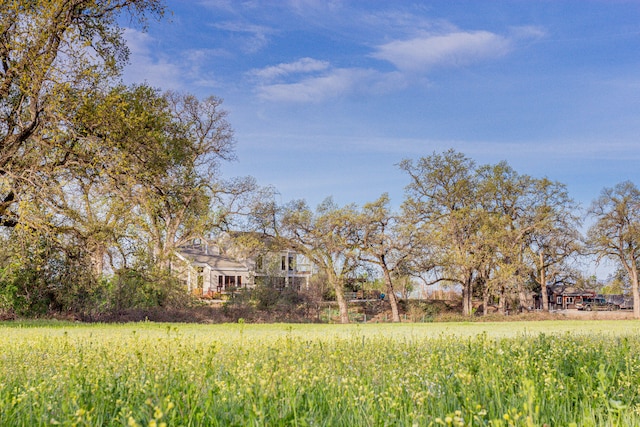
xmin=1 ymin=321 xmax=639 ymax=426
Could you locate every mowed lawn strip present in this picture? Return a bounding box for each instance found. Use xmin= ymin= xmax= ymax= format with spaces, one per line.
xmin=1 ymin=320 xmax=639 ymax=426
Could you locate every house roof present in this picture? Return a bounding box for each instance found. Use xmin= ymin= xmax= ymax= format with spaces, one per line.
xmin=178 ymin=247 xmax=248 ymax=272
xmin=547 ymin=285 xmax=596 ymax=297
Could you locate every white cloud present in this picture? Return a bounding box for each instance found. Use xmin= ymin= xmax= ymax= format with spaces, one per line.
xmin=372 ymin=31 xmax=512 ymax=72
xmin=124 ymin=28 xmax=153 ymax=57
xmin=250 ymin=29 xmax=519 ymax=102
xmin=256 ymin=68 xmax=362 ymax=102
xmin=256 ymin=68 xmax=394 ymax=102
xmin=246 ymin=23 xmax=545 ymax=103
xmin=250 ymin=58 xmax=330 ymax=80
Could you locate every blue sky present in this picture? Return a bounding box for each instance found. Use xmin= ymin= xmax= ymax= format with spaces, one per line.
xmin=121 ymin=0 xmax=640 ymax=215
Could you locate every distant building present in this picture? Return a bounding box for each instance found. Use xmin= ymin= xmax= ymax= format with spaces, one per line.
xmin=545 ymin=284 xmax=632 ymax=310
xmin=546 ymin=285 xmax=596 ymax=310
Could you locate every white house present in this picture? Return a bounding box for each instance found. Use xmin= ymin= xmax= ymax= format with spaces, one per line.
xmin=175 ymin=236 xmax=314 ymax=297
xmin=175 ymin=243 xmax=251 ymax=296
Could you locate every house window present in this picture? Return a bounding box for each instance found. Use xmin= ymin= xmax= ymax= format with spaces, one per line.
xmin=556 ymin=296 xmax=562 ymax=305
xmin=565 ymin=297 xmax=574 ymax=304
xmin=225 ymin=276 xmax=236 ymax=287
xmin=288 ymin=255 xmax=294 ymax=271
xmin=281 ymin=255 xmax=286 ymax=271
xmin=237 ymin=276 xmax=242 ymax=287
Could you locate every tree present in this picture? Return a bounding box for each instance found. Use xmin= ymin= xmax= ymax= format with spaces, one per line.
xmin=357 ymin=193 xmax=416 ymax=322
xmin=8 ymin=81 xmax=254 ymax=286
xmin=66 ymin=85 xmax=249 ymax=271
xmin=602 ymin=268 xmax=631 ymax=296
xmin=131 ymin=91 xmax=240 ymax=269
xmin=401 ymin=150 xmax=583 ymax=316
xmin=0 ymin=2 xmax=273 ymax=316
xmin=400 ymin=150 xmax=483 ymax=316
xmin=0 ymin=0 xmax=164 ymax=227
xmin=527 ymin=178 xmax=582 ymax=311
xmin=475 ymin=162 xmax=533 ymax=314
xmin=281 ymin=198 xmax=360 ymax=324
xmin=587 ymin=181 xmax=640 ymax=318
xmin=38 ymin=170 xmax=132 ymax=277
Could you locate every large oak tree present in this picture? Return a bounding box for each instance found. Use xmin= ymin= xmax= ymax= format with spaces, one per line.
xmin=588 ymin=181 xmax=640 ymax=318
xmin=281 ymin=198 xmax=360 ymax=324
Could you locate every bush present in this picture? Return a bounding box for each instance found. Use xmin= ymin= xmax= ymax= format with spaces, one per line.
xmin=107 ymin=267 xmax=195 ymax=313
xmin=403 ymin=300 xmax=445 ymax=322
xmin=254 ymin=285 xmax=303 ymax=312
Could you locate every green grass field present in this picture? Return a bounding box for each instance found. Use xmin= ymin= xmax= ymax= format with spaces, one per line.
xmin=2 ymin=320 xmax=640 ymax=426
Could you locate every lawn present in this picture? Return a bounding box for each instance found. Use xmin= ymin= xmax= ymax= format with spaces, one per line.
xmin=1 ymin=320 xmax=639 ymax=426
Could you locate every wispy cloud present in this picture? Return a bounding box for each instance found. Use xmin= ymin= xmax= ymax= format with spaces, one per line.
xmin=249 ymin=24 xmax=544 ymax=103
xmin=248 ymin=29 xmax=515 ymax=103
xmin=372 ymin=31 xmax=512 ymax=72
xmin=211 ymin=21 xmax=275 ymax=53
xmin=255 ymin=68 xmax=384 ymax=102
xmin=249 ymin=30 xmax=516 ymax=102
xmin=250 ymin=58 xmax=330 ymax=80
xmin=249 ymin=54 xmax=410 ymax=102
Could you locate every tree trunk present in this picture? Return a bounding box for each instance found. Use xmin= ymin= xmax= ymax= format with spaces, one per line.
xmin=620 ymin=257 xmax=640 ymax=319
xmin=381 ymin=265 xmax=401 ymax=322
xmin=462 ymin=276 xmax=473 ymax=316
xmin=482 ymin=284 xmax=490 ymax=316
xmin=154 ymin=237 xmax=173 ymax=271
xmin=334 ymin=287 xmax=349 ymax=324
xmin=90 ymin=245 xmax=105 ymax=278
xmin=515 ymin=273 xmax=528 ymax=312
xmin=630 ymin=267 xmax=640 ymax=320
xmin=387 ymin=291 xmax=400 ymax=323
xmin=498 ymin=286 xmax=506 ymax=315
xmin=539 ymin=252 xmax=549 ymax=311
xmin=518 ymin=286 xmax=528 ymax=312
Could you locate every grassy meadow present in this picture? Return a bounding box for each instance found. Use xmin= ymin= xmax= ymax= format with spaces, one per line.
xmin=2 ymin=320 xmax=640 ymax=426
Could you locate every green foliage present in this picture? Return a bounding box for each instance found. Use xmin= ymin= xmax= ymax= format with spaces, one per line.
xmin=253 ymin=285 xmax=303 ymax=312
xmin=0 ymin=227 xmax=193 ymax=318
xmin=602 ymin=269 xmax=630 ymax=295
xmin=400 ymin=150 xmax=582 ymax=316
xmin=281 ymin=198 xmax=362 ymax=323
xmin=0 ymin=229 xmax=66 ymax=316
xmin=0 ymin=276 xmax=18 ymax=317
xmin=0 ymin=0 xmax=252 ymax=319
xmin=402 ymin=299 xmax=444 ymax=321
xmin=107 ymin=266 xmax=194 ymax=313
xmin=0 ymin=0 xmax=165 ymax=226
